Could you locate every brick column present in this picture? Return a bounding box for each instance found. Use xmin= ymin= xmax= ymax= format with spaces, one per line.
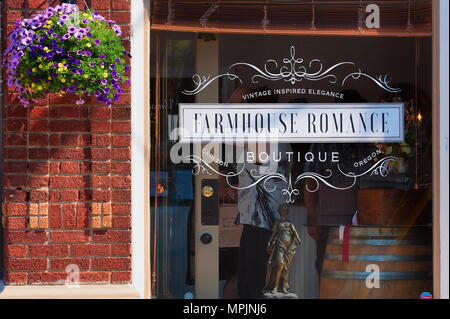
xmin=1 ymin=0 xmax=132 ymax=285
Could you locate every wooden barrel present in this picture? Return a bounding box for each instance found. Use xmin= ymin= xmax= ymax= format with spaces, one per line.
xmin=319 ymin=226 xmax=433 ymax=299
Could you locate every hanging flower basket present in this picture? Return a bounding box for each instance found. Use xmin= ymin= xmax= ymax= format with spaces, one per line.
xmin=2 ymin=3 xmax=131 ymax=107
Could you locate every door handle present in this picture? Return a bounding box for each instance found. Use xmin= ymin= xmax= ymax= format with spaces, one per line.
xmin=201 ymin=179 xmax=219 ymax=225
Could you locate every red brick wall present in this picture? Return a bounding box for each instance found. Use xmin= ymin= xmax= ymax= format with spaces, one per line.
xmin=1 ymin=0 xmax=132 ymax=285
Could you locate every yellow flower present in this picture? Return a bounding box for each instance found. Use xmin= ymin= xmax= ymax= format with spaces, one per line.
xmin=31 ymin=83 xmax=35 ymax=88
xmin=58 ymin=63 xmax=63 ymax=68
xmin=84 ymin=74 xmax=89 ymax=79
xmin=86 ymin=43 xmax=92 ymax=48
xmin=20 ymin=74 xmax=24 ymax=78
xmin=83 ymin=13 xmax=89 ymax=17
xmin=61 ymin=78 xmax=66 ymax=83
xmin=103 ymin=72 xmax=108 ymax=78
xmin=38 ymin=64 xmax=43 ymax=69
xmin=32 ymin=68 xmax=36 ymax=72
xmin=48 ymin=76 xmax=51 ymax=80
xmin=101 ymin=65 xmax=104 ymax=69
xmin=71 ymin=79 xmax=74 ymax=83
xmin=43 ymin=47 xmax=49 ymax=52
xmin=37 ymin=85 xmax=43 ymax=90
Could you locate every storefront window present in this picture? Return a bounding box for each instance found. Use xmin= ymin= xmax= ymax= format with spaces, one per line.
xmin=150 ymin=0 xmax=433 ymax=299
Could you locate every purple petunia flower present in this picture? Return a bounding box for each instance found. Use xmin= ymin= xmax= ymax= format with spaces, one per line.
xmin=58 ymin=14 xmax=68 ymax=26
xmin=43 ymin=12 xmax=52 ymax=20
xmin=76 ymin=98 xmax=85 ymax=105
xmin=2 ymin=4 xmax=131 ymax=108
xmin=21 ymin=19 xmax=31 ymax=28
xmin=124 ymin=66 xmax=130 ymax=74
xmin=31 ymin=19 xmax=42 ymax=30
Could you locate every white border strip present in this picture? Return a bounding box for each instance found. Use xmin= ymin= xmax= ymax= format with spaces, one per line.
xmin=131 ymin=0 xmax=147 ymax=299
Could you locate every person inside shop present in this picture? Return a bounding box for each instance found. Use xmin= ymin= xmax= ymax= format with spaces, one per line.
xmin=304 ymin=89 xmax=369 ymax=278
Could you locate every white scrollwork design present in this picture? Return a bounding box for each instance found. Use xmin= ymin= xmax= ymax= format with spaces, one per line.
xmin=294 ymin=170 xmax=357 ymax=193
xmin=185 ymin=154 xmax=397 ymax=204
xmin=342 ymin=71 xmax=402 ymax=93
xmin=185 ymin=155 xmax=245 ymax=178
xmin=337 ymin=155 xmax=398 ymax=178
xmin=182 ymin=46 xmax=401 ymax=95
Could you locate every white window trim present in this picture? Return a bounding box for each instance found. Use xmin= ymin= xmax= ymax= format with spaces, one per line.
xmin=436 ymin=0 xmax=449 ymax=300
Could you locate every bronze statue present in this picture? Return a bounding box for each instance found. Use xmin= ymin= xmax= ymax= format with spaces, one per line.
xmin=264 ymin=204 xmax=302 ymax=295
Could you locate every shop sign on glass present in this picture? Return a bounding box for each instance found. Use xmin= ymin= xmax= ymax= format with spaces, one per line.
xmin=179 ymin=103 xmax=404 ymax=143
